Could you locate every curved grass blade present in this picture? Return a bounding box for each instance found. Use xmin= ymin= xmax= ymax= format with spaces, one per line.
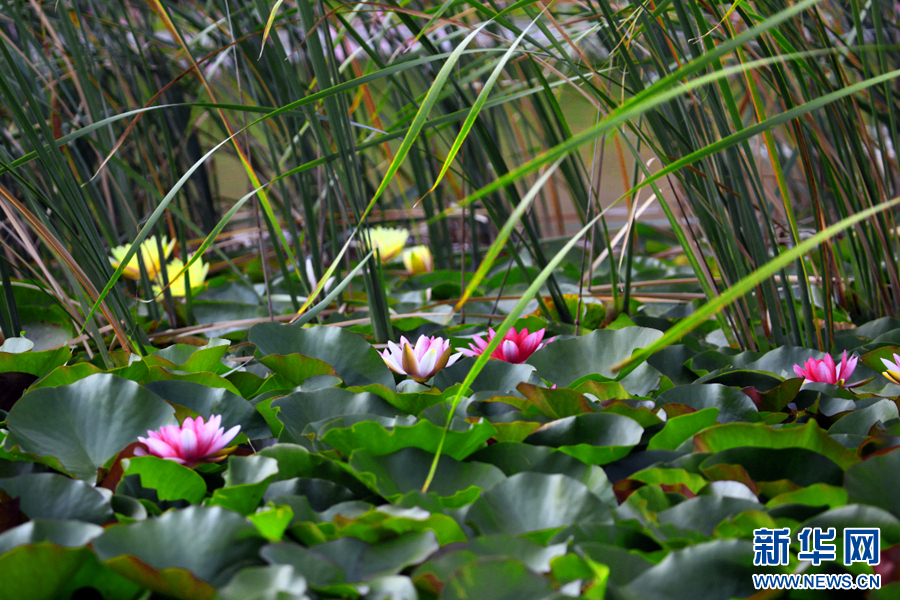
xmin=613 ymin=195 xmax=900 ymax=373
xmin=422 ymin=212 xmax=602 ymax=492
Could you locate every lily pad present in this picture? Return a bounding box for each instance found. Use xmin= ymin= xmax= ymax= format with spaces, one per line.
xmin=250 ymin=324 xmax=395 ymax=389
xmin=4 ymin=374 xmax=175 ymax=481
xmin=145 ymin=380 xmax=272 ymax=440
xmin=524 ymin=413 xmax=643 ymax=465
xmin=526 ymin=327 xmax=664 ymax=386
xmin=0 ymin=473 xmax=114 ymax=524
xmin=466 ymin=472 xmax=613 ymax=539
xmin=349 ymin=447 xmax=506 ymax=504
xmin=93 ymin=505 xmax=266 ymax=587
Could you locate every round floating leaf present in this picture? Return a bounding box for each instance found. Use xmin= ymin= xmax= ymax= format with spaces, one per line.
xmin=0 ymin=545 xmax=93 ymax=600
xmin=845 ymin=448 xmax=900 ymax=520
xmin=656 ymin=384 xmax=760 ymax=424
xmin=121 ymin=456 xmax=207 ymax=504
xmin=208 ymin=455 xmax=280 ymax=515
xmin=577 ymin=542 xmax=655 ymax=586
xmin=264 ymin=530 xmax=440 ymax=583
xmin=145 ymin=341 xmax=231 ymax=375
xmin=321 ymin=417 xmax=497 ymax=461
xmin=0 ymin=473 xmax=114 ymax=524
xmin=366 ymin=576 xmax=418 ymax=600
xmin=801 ymin=504 xmax=900 ymax=546
xmin=0 ymin=345 xmax=71 ymax=378
xmin=625 ymin=539 xmax=781 ymax=600
xmin=525 ymin=327 xmax=664 ymax=386
xmin=657 ymin=497 xmax=764 ymax=536
xmin=349 ymin=447 xmax=506 ymax=504
xmin=516 ymin=383 xmax=594 ymax=419
xmin=145 ymin=380 xmax=272 ymax=439
xmin=350 ymin=384 xmax=448 ymax=416
xmin=742 ymin=347 xmax=827 ymax=379
xmin=273 ymin=388 xmax=404 ymax=445
xmin=0 ymin=520 xmax=103 ymax=555
xmin=700 ymin=447 xmax=844 ymax=487
xmin=693 ymin=421 xmax=859 ymax=469
xmin=218 ymin=564 xmax=308 ymax=600
xmin=440 ymin=557 xmax=557 ymax=600
xmin=413 ymin=534 xmax=567 ymax=591
xmin=766 ymin=484 xmax=848 ymax=510
xmin=648 ymin=407 xmax=719 ymax=450
xmin=267 ymin=478 xmax=358 ymax=513
xmin=829 ymin=399 xmax=899 ymax=436
xmin=249 ymin=324 xmax=395 ymax=389
xmin=467 ymin=472 xmax=613 ymax=538
xmin=524 ymin=413 xmax=643 ymax=465
xmin=258 ymin=354 xmax=339 ymax=387
xmin=433 ymin=359 xmax=537 ymax=393
xmin=4 ymin=374 xmax=175 ymax=481
xmin=93 ymin=505 xmax=266 ymax=587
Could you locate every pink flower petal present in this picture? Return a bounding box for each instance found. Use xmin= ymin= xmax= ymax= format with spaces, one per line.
xmin=501 ymin=340 xmax=521 ymax=363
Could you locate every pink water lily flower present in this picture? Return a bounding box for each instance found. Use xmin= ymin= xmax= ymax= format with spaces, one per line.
xmin=793 ymin=351 xmax=858 ymax=386
xmin=881 ymin=354 xmax=900 ymax=386
xmin=135 ymin=415 xmax=240 ymax=468
xmin=380 ymin=335 xmax=460 ymax=383
xmin=459 ymin=327 xmax=553 ymax=364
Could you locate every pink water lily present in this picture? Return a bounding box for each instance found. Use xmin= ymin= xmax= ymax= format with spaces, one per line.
xmin=380 ymin=335 xmax=460 ymax=383
xmin=135 ymin=415 xmax=240 ymax=468
xmin=458 ymin=327 xmax=553 ymax=364
xmin=793 ymin=351 xmax=858 ymax=386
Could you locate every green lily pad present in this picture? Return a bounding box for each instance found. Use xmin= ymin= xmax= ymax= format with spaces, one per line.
xmin=4 ymin=374 xmax=175 ymax=481
xmin=145 ymin=380 xmax=272 ymax=439
xmin=700 ymin=447 xmax=844 ymax=487
xmin=218 ymin=564 xmax=308 ymax=600
xmin=0 ymin=520 xmax=104 ymax=555
xmin=258 ymin=354 xmax=339 ymax=386
xmin=273 ymin=388 xmax=405 ymax=445
xmin=0 ymin=473 xmax=114 ymax=524
xmin=250 ymin=324 xmax=395 ymax=389
xmin=693 ymin=421 xmax=859 ymax=469
xmin=262 ymin=530 xmax=440 ymax=584
xmin=516 ymin=383 xmax=594 ymax=418
xmin=320 ymin=416 xmax=496 ymax=461
xmin=440 ymin=558 xmax=558 ymax=600
xmin=433 ymin=358 xmax=537 ymax=393
xmin=656 ymin=384 xmax=760 ymax=424
xmin=121 ymin=456 xmax=207 ymax=504
xmin=466 ymin=472 xmax=613 ymax=539
xmin=525 ymin=327 xmax=664 ymax=386
xmin=829 ymin=398 xmax=899 ymax=436
xmin=625 ymin=539 xmax=784 ymax=600
xmin=524 ymin=413 xmax=643 ymax=465
xmin=208 ymin=455 xmax=280 ymax=515
xmin=0 ymin=544 xmax=143 ymax=600
xmin=349 ymin=447 xmax=505 ymax=505
xmin=648 ymin=407 xmax=719 ymax=450
xmin=93 ymin=505 xmax=266 ymax=587
xmin=845 ymin=448 xmax=900 ymax=520
xmin=0 ymin=345 xmax=71 ymax=378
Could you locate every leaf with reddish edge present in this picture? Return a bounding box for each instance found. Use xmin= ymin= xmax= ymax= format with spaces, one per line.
xmin=258 ymin=354 xmax=339 ymax=387
xmin=517 ymin=383 xmax=594 ymax=419
xmin=692 ymin=420 xmax=859 ymax=469
xmin=103 ymin=556 xmax=217 ymax=600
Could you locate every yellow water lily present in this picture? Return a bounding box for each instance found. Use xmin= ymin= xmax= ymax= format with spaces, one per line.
xmin=153 ymin=255 xmax=209 ymax=297
xmin=402 ymin=245 xmax=433 ymax=275
xmin=109 ymin=235 xmax=175 ymax=280
xmin=365 ymin=227 xmax=408 ymax=263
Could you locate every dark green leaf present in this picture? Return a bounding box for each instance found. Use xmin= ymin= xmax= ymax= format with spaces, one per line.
xmin=250 ymin=324 xmax=395 ymax=389
xmin=4 ymin=374 xmax=175 ymax=481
